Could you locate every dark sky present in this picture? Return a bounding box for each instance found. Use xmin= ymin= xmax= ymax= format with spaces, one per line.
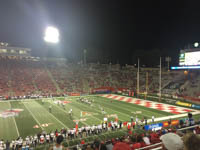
xmin=0 ymin=0 xmax=200 ymax=66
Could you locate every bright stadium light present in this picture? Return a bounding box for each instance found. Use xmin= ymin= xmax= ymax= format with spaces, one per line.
xmin=44 ymin=26 xmax=59 ymax=43
xmin=194 ymin=42 xmax=199 ymax=48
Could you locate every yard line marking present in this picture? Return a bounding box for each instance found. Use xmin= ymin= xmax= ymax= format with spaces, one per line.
xmin=94 ymin=98 xmax=135 ymax=120
xmin=71 ymin=101 xmax=105 ymax=122
xmin=48 ymin=100 xmax=87 ymax=127
xmin=62 ymin=99 xmax=104 ymax=123
xmin=60 ymin=101 xmax=102 ymax=123
xmin=32 ymin=101 xmax=68 ymax=129
xmin=22 ymin=102 xmax=44 ymax=130
xmin=95 ymin=102 xmax=131 ymax=120
xmin=8 ymin=102 xmax=20 ymax=137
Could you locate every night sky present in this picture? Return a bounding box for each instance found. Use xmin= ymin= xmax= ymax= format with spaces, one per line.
xmin=0 ymin=0 xmax=200 ymax=66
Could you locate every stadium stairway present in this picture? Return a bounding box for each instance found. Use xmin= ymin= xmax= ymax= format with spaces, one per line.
xmin=82 ymin=78 xmax=90 ymax=92
xmin=45 ymin=66 xmax=62 ymax=94
xmin=7 ymin=75 xmax=13 ymax=97
xmin=31 ymin=78 xmax=41 ymax=95
xmin=8 ymin=66 xmax=17 ymax=97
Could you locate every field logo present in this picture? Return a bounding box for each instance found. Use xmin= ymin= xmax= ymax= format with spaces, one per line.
xmin=80 ymin=111 xmax=96 ymax=117
xmin=33 ymin=123 xmax=53 ymax=128
xmin=132 ymin=111 xmax=142 ymax=114
xmin=106 ymin=114 xmax=118 ymax=118
xmin=54 ymin=100 xmax=71 ymax=105
xmin=73 ymin=118 xmax=87 ymax=123
xmin=0 ymin=109 xmax=23 ymax=118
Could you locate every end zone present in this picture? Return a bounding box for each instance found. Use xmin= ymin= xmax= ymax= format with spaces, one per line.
xmin=100 ymin=94 xmax=198 ymax=114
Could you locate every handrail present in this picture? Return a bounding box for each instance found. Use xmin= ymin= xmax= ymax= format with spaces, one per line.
xmin=177 ymin=124 xmax=199 ymax=131
xmin=151 ymin=147 xmax=162 ymax=150
xmin=135 ymin=142 xmax=162 ymax=150
xmin=136 ymin=124 xmax=200 ymax=150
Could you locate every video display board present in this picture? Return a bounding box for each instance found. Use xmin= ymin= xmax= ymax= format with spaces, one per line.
xmin=179 ymin=51 xmax=200 ymax=66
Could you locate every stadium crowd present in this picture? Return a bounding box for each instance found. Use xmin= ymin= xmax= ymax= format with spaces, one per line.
xmin=1 ymin=56 xmax=199 ymax=100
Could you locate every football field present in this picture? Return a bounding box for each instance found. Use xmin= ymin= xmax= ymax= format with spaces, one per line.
xmin=0 ymin=95 xmax=178 ymax=140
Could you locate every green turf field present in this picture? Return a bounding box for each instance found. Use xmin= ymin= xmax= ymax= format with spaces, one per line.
xmin=0 ymin=95 xmax=173 ymax=140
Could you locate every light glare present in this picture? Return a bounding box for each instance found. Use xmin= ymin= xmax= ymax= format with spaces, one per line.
xmin=194 ymin=42 xmax=199 ymax=48
xmin=44 ymin=26 xmax=59 ymax=43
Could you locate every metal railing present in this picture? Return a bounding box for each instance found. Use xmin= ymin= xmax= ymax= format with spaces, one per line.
xmin=136 ymin=124 xmax=199 ymax=150
xmin=135 ymin=142 xmax=162 ymax=150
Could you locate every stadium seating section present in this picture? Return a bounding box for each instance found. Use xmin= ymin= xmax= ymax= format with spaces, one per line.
xmin=0 ymin=57 xmax=200 ymax=99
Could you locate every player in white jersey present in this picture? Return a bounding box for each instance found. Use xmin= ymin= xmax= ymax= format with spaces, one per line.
xmin=25 ymin=136 xmax=30 ymax=145
xmin=40 ymin=134 xmax=45 ymax=144
xmin=33 ymin=135 xmax=38 ymax=147
xmin=11 ymin=140 xmax=15 ymax=150
xmin=18 ymin=138 xmax=23 ymax=148
xmin=50 ymin=132 xmax=55 ymax=142
xmin=98 ymin=124 xmax=102 ymax=133
xmin=152 ymin=116 xmax=155 ymax=123
xmin=136 ymin=116 xmax=138 ymax=124
xmin=46 ymin=134 xmax=50 ymax=143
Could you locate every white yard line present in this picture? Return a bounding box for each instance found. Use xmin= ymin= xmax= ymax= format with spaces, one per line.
xmin=71 ymin=101 xmax=108 ymax=123
xmin=22 ymin=102 xmax=44 ymax=130
xmin=72 ymin=101 xmax=105 ymax=122
xmin=54 ymin=99 xmax=102 ymax=125
xmin=8 ymin=102 xmax=20 ymax=137
xmin=54 ymin=104 xmax=88 ymax=126
xmin=74 ymin=99 xmax=128 ymax=122
xmin=48 ymin=101 xmax=79 ymax=128
xmin=33 ymin=101 xmax=69 ymax=129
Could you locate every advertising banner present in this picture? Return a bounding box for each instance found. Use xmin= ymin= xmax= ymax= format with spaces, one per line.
xmin=69 ymin=93 xmax=81 ymax=96
xmin=175 ymin=101 xmax=192 ymax=107
xmin=92 ymin=87 xmax=114 ymax=94
xmin=144 ymin=123 xmax=163 ymax=130
xmin=192 ymin=104 xmax=200 ymax=109
xmin=163 ymin=120 xmax=179 ymax=127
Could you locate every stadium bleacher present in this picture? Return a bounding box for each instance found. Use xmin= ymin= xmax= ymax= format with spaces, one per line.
xmin=0 ymin=56 xmax=200 ymax=100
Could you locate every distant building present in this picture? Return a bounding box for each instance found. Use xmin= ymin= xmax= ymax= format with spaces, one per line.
xmin=0 ymin=42 xmax=31 ymax=57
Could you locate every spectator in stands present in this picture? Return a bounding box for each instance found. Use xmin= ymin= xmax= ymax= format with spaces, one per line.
xmin=49 ymin=135 xmax=64 ymax=150
xmin=113 ymin=142 xmax=131 ymax=150
xmin=5 ymin=140 xmax=10 ymax=150
xmin=183 ymin=133 xmax=200 ymax=150
xmin=105 ymin=140 xmax=113 ymax=150
xmin=131 ymin=136 xmax=141 ymax=150
xmin=142 ymin=133 xmax=150 ymax=146
xmin=160 ymin=133 xmax=183 ymax=150
xmin=188 ymin=113 xmax=195 ymax=126
xmin=99 ymin=142 xmax=107 ymax=150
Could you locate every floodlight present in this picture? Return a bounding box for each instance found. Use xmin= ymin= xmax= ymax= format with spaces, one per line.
xmin=194 ymin=42 xmax=199 ymax=48
xmin=44 ymin=26 xmax=59 ymax=43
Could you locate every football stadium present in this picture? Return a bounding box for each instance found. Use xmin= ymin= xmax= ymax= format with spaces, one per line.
xmin=1 ymin=1 xmax=200 ymax=150
xmin=0 ymin=43 xmax=200 ymax=150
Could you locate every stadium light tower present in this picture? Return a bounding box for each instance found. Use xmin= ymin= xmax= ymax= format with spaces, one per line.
xmin=159 ymin=57 xmax=162 ymax=102
xmin=194 ymin=42 xmax=199 ymax=48
xmin=44 ymin=26 xmax=59 ymax=44
xmin=137 ymin=58 xmax=140 ymax=97
xmin=165 ymin=56 xmax=171 ymax=71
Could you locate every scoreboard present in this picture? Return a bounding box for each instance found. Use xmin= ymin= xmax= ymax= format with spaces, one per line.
xmin=179 ymin=51 xmax=200 ymax=66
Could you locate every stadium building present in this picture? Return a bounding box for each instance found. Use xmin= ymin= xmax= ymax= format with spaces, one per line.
xmin=0 ymin=42 xmax=31 ymax=58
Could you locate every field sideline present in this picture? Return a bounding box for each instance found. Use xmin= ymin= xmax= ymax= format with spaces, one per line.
xmin=0 ymin=95 xmax=184 ymax=140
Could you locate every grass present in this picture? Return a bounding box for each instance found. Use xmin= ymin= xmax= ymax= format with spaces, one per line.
xmin=0 ymin=95 xmax=180 ymax=141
